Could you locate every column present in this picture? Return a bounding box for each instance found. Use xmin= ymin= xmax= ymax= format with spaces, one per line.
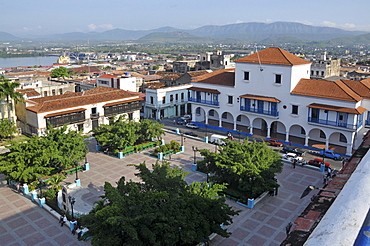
xmin=218 ymin=118 xmax=222 ymax=127
xmin=325 ymin=139 xmax=329 ymax=150
xmin=285 ymin=131 xmax=289 ymax=142
xmin=305 ymin=135 xmax=309 ymax=146
xmin=233 ymin=120 xmax=237 ymax=131
xmin=266 ymin=127 xmax=271 ymax=139
xmin=249 ymin=126 xmax=253 ymax=135
xmin=346 ymin=143 xmax=353 ymax=156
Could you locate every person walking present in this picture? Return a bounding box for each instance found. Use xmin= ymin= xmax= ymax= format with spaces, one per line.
xmin=292 ymin=159 xmax=296 ymax=169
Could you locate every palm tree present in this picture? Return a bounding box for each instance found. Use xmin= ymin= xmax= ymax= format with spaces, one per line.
xmin=0 ymin=76 xmax=24 ymax=121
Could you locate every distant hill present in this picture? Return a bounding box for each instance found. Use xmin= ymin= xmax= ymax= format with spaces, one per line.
xmin=0 ymin=31 xmax=21 ymax=41
xmin=1 ymin=22 xmax=369 ymax=44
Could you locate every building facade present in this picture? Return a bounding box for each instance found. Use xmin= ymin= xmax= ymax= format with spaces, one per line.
xmin=188 ymin=48 xmax=370 ymax=155
xmin=16 ymin=87 xmax=142 ymax=136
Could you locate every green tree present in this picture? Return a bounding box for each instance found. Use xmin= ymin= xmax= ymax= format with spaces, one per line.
xmin=0 ymin=125 xmax=87 ymax=183
xmin=136 ymin=119 xmax=165 ymax=144
xmin=0 ymin=119 xmax=18 ymax=140
xmin=0 ymin=75 xmax=24 ymax=120
xmin=50 ymin=67 xmax=71 ymax=78
xmin=197 ymin=140 xmax=283 ymax=197
xmin=94 ymin=115 xmax=139 ymax=152
xmin=176 ymin=55 xmax=184 ymax=61
xmin=80 ymin=161 xmax=238 ymax=245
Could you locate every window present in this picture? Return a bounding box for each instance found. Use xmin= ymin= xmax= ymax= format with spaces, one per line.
xmin=181 ymin=93 xmax=184 ymax=100
xmin=59 ymin=89 xmax=63 ymax=95
xmin=311 ymin=70 xmax=314 ymax=75
xmin=196 ymin=108 xmax=201 ymax=115
xmin=275 ymin=74 xmax=282 ymax=84
xmin=44 ymin=91 xmax=48 ymax=97
xmin=209 ymin=110 xmax=214 ymax=116
xmin=228 ymin=95 xmax=233 ymax=104
xmin=292 ymin=105 xmax=298 ymax=115
xmin=170 ymin=95 xmax=174 ymax=102
xmin=77 ymin=124 xmax=84 ymax=131
xmin=162 ymin=97 xmax=166 ymax=104
xmin=339 ymin=133 xmax=347 ymax=143
xmin=52 ymin=89 xmax=56 ymax=96
xmin=150 ymin=96 xmax=154 ymax=104
xmin=175 ymin=94 xmax=178 ymax=101
xmin=99 ymin=80 xmax=109 ymax=85
xmin=321 ymin=71 xmax=325 ymax=76
xmin=244 ymin=71 xmax=250 ymax=80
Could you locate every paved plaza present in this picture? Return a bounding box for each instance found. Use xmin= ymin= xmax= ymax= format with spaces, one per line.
xmin=0 ymin=131 xmax=323 ymax=245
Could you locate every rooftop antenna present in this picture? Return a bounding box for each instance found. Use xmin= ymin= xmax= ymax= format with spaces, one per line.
xmin=255 ymin=45 xmax=263 ymax=71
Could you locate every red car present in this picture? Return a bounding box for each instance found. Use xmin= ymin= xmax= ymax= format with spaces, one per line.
xmin=265 ymin=139 xmax=283 ymax=147
xmin=308 ymin=158 xmax=330 ymax=168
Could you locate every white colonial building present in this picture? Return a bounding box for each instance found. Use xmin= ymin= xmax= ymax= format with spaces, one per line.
xmin=188 ymin=48 xmax=370 ymax=155
xmin=16 ymin=86 xmax=142 ymax=136
xmin=145 ymin=84 xmax=192 ymax=119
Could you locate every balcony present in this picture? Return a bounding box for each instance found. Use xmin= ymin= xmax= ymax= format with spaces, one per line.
xmin=104 ymin=101 xmax=142 ymax=117
xmin=188 ymin=97 xmax=219 ymax=106
xmin=240 ymin=106 xmax=279 ymax=117
xmin=90 ymin=113 xmax=100 ymax=119
xmin=308 ymin=117 xmax=358 ymax=130
xmin=46 ymin=112 xmax=85 ymax=127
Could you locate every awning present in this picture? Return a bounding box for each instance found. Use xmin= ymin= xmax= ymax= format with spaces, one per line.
xmin=44 ymin=108 xmax=86 ymax=118
xmin=307 ymin=103 xmax=366 ymax=114
xmin=188 ymin=87 xmax=221 ymax=94
xmin=239 ymin=94 xmax=281 ymax=103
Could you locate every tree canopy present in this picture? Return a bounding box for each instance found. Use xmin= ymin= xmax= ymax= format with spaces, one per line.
xmin=0 ymin=75 xmax=24 ymax=120
xmin=197 ymin=140 xmax=283 ymax=197
xmin=0 ymin=119 xmax=18 ymax=140
xmin=0 ymin=125 xmax=87 ymax=183
xmin=94 ymin=117 xmax=165 ymax=152
xmin=50 ymin=67 xmax=72 ymax=78
xmin=80 ymin=161 xmax=238 ymax=246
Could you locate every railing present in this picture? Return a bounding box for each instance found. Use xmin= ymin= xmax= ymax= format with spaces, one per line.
xmin=104 ymin=101 xmax=142 ymax=117
xmin=90 ymin=113 xmax=99 ymax=118
xmin=188 ymin=97 xmax=219 ymax=106
xmin=46 ymin=112 xmax=85 ymax=127
xmin=308 ymin=117 xmax=357 ymax=130
xmin=240 ymin=106 xmax=279 ymax=117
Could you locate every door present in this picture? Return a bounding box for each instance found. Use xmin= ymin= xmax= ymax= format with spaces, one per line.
xmin=337 ymin=112 xmax=347 ymax=127
xmin=311 ymin=108 xmax=320 ymax=122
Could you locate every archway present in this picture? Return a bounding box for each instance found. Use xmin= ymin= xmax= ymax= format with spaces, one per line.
xmin=252 ymin=118 xmax=268 ymax=138
xmin=207 ymin=109 xmax=220 ymax=127
xmin=308 ymin=128 xmax=327 ymax=149
xmin=288 ymin=124 xmax=306 ymax=145
xmin=235 ymin=114 xmax=251 ymax=133
xmin=221 ymin=112 xmax=234 ymax=129
xmin=270 ymin=121 xmax=286 ymax=141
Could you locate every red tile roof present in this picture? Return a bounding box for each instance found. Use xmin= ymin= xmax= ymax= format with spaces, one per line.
xmin=192 ymin=69 xmax=235 ymax=87
xmin=27 ymin=87 xmax=140 ymax=113
xmin=307 ymin=103 xmax=366 ymax=114
xmin=17 ymin=88 xmax=40 ymax=97
xmin=240 ymin=94 xmax=281 ymax=103
xmin=291 ymin=79 xmax=363 ymax=102
xmin=235 ymin=47 xmax=311 ymax=66
xmin=98 ymin=74 xmax=117 ymax=79
xmin=341 ymin=78 xmax=370 ymax=99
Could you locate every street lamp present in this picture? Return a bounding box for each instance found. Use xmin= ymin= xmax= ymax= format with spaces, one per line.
xmin=178 ymin=226 xmax=182 ymax=246
xmin=249 ymin=176 xmax=256 ymax=198
xmin=192 ymin=146 xmax=198 ymax=165
xmin=74 ymin=160 xmax=79 ymax=181
xmin=38 ymin=176 xmax=44 ymax=198
xmin=180 ymin=133 xmax=184 ymax=146
xmin=68 ymin=195 xmax=76 ymax=220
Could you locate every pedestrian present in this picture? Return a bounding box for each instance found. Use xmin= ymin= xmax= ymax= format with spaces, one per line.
xmin=273 ymin=187 xmax=276 ymax=196
xmin=15 ymin=182 xmax=20 ymax=192
xmin=59 ymin=215 xmax=64 ymax=225
xmin=72 ymin=222 xmax=78 ymax=235
xmin=323 ymin=175 xmax=327 ymax=185
xmin=292 ymin=159 xmax=296 ymax=169
xmin=184 ymin=137 xmax=186 ymax=142
xmin=62 ymin=215 xmax=67 ymax=227
xmin=275 ymin=186 xmax=279 ymax=196
xmin=289 ymin=141 xmax=292 ymax=146
xmin=302 ymin=160 xmax=307 ymax=166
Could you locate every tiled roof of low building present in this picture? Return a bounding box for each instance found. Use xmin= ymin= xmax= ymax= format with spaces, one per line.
xmin=98 ymin=74 xmax=118 ymax=79
xmin=17 ymin=88 xmax=40 ymax=97
xmin=307 ymin=103 xmax=366 ymax=114
xmin=26 ymin=86 xmax=140 ymax=113
xmin=235 ymin=47 xmax=311 ymax=66
xmin=192 ymin=68 xmax=235 ymax=87
xmin=156 ymin=71 xmax=183 ymax=80
xmin=291 ymin=79 xmax=363 ymax=102
xmin=342 ymin=78 xmax=370 ymax=99
xmin=71 ymin=66 xmax=101 ymax=74
xmin=187 ymin=70 xmax=210 ymax=77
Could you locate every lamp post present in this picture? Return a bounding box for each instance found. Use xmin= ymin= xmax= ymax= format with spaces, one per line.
xmin=192 ymin=146 xmax=198 ymax=165
xmin=74 ymin=160 xmax=79 ymax=180
xmin=68 ymin=196 xmax=76 ymax=220
xmin=180 ymin=133 xmax=184 ymax=146
xmin=249 ymin=176 xmax=256 ymax=198
xmin=38 ymin=176 xmax=44 ymax=198
xmin=178 ymin=226 xmax=182 ymax=246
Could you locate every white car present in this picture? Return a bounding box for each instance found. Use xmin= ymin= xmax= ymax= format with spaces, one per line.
xmin=282 ymin=153 xmax=303 ymax=163
xmin=181 ymin=115 xmax=192 ymax=120
xmin=185 ymin=123 xmax=199 ymax=129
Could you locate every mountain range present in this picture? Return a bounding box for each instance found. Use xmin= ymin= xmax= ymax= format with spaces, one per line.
xmin=1 ymin=22 xmax=369 ymax=45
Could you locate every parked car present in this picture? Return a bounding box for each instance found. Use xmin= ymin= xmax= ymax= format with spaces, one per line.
xmin=281 ymin=146 xmax=305 ymax=156
xmin=177 ymin=118 xmax=185 ymax=125
xmin=210 ymin=134 xmax=227 ymax=145
xmin=282 ymin=153 xmax=303 ymax=163
xmin=181 ymin=115 xmax=191 ymax=120
xmin=184 ymin=131 xmax=198 ymax=137
xmin=265 ymin=139 xmax=283 ymax=147
xmin=308 ymin=158 xmax=331 ymax=168
xmin=319 ymin=150 xmax=342 ymax=160
xmin=185 ymin=123 xmax=199 ymax=129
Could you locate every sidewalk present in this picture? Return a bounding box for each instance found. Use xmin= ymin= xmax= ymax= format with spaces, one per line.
xmin=64 ymin=131 xmax=324 ymax=245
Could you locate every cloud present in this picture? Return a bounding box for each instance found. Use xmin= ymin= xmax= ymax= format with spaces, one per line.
xmin=320 ymin=21 xmax=370 ymax=32
xmin=87 ymin=24 xmax=113 ymax=31
xmin=21 ymin=25 xmax=43 ymax=32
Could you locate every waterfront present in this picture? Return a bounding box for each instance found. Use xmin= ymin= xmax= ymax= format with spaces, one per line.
xmin=0 ymin=56 xmax=58 ymax=68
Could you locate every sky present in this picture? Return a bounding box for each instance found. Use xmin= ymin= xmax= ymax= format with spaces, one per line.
xmin=2 ymin=0 xmax=370 ymax=36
